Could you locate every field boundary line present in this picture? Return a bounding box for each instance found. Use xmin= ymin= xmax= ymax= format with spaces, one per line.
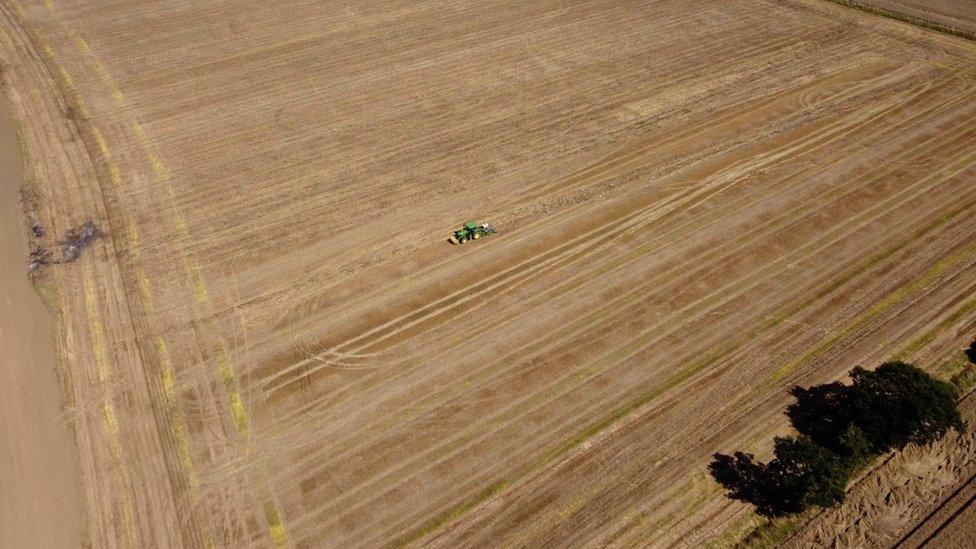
xmin=9 ymin=1 xmax=254 ymax=545
xmin=779 ymin=390 xmax=976 ymax=546
xmin=37 ymin=30 xmax=209 ymax=549
xmin=52 ymin=17 xmax=291 ymax=545
xmin=896 ymin=472 xmax=976 ymax=547
xmin=818 ymin=0 xmax=976 ymax=42
xmin=5 ymin=2 xmax=143 ymax=542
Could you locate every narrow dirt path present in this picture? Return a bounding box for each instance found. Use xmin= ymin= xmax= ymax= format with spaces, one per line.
xmin=0 ymin=100 xmax=83 ymax=547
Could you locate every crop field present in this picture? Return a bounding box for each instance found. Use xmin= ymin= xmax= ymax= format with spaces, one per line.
xmin=1 ymin=0 xmax=976 ymax=546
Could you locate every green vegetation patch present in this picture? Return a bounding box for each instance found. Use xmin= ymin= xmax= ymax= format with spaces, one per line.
xmin=736 ymin=514 xmax=806 ymax=549
xmin=32 ymin=277 xmax=60 ymax=310
xmin=956 ymin=340 xmax=976 ymax=391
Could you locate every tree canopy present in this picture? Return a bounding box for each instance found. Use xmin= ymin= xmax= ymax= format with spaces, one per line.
xmin=845 ymin=362 xmax=961 ymax=453
xmin=711 ymin=361 xmax=962 ymax=517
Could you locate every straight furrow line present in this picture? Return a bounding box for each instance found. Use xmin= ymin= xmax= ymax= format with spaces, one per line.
xmin=510 ymin=227 xmax=976 ymax=547
xmin=405 ymin=185 xmax=976 ymax=549
xmin=264 ymin=78 xmax=975 ymax=474
xmin=265 ymin=75 xmax=963 ymax=447
xmin=770 ymin=164 xmax=976 ymax=380
xmin=264 ymin=74 xmax=956 ymax=416
xmin=330 ymin=62 xmax=920 ymax=354
xmin=292 ymin=117 xmax=976 ymax=539
xmin=515 ymin=57 xmax=904 ymax=203
xmin=82 ymin=261 xmax=138 ymax=548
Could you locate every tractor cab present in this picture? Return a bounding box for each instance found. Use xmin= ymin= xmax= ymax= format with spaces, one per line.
xmin=449 ymin=220 xmax=497 ymax=244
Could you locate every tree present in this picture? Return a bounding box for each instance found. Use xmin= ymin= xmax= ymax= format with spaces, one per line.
xmin=766 ymin=435 xmax=851 ymax=513
xmin=710 ymin=436 xmax=854 ymax=517
xmin=709 ymin=452 xmax=773 ymax=514
xmin=711 ymin=361 xmax=962 ymax=518
xmin=836 ymin=424 xmax=871 ymax=468
xmin=845 ymin=362 xmax=962 ymax=453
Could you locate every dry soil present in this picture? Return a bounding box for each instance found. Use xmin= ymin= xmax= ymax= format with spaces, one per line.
xmin=0 ymin=102 xmax=84 ymax=547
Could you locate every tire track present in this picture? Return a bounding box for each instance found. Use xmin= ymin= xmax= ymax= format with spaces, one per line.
xmin=261 ymin=63 xmax=933 ymax=396
xmin=259 ymin=74 xmax=974 ymax=463
xmin=261 ymin=75 xmax=972 ymax=455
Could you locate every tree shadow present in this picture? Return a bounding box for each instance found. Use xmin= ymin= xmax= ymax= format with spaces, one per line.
xmin=710 ymin=384 xmax=856 ymax=517
xmin=966 ymin=340 xmax=976 ymax=365
xmin=786 ymin=382 xmax=852 ymax=452
xmin=708 ymin=452 xmax=782 ymax=518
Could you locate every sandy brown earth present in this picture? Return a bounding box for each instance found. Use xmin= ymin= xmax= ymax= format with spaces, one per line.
xmin=1 ymin=0 xmax=976 ymax=546
xmin=900 ymin=471 xmax=976 ymax=548
xmin=859 ymin=0 xmax=976 ymax=36
xmin=925 ymin=497 xmax=976 ymax=548
xmin=0 ymin=104 xmax=83 ymax=545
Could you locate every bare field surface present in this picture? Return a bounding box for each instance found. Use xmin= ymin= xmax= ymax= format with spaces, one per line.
xmin=901 ymin=470 xmax=976 ymax=548
xmin=858 ymin=0 xmax=976 ymax=36
xmin=786 ymin=391 xmax=976 ymax=547
xmin=1 ymin=0 xmax=976 ymax=546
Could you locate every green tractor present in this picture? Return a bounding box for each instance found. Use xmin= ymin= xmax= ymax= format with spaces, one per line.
xmin=448 ymin=221 xmax=497 ymax=244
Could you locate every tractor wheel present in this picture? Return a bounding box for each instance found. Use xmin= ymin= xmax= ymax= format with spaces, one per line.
xmin=460 ymin=238 xmax=468 ymax=244
xmin=473 ymin=232 xmax=480 ymax=240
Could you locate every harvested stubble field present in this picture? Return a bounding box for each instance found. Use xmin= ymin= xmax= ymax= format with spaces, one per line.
xmin=905 ymin=472 xmax=976 ymax=547
xmin=1 ymin=0 xmax=976 ymax=546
